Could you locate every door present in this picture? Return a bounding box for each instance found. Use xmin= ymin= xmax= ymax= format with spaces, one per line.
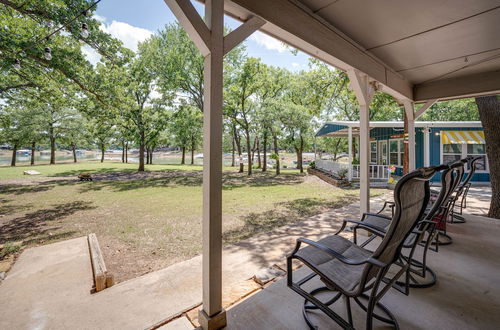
xmin=378 ymin=140 xmax=388 ymax=165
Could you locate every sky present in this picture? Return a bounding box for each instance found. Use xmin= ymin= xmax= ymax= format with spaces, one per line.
xmin=89 ymin=0 xmax=311 ymax=70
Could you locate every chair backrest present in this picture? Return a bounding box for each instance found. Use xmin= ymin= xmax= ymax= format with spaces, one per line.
xmin=449 ymin=159 xmax=466 ymax=198
xmin=425 ymin=164 xmax=453 ymax=220
xmin=359 ymin=166 xmax=436 ymax=287
xmin=461 ymin=156 xmax=482 ymax=187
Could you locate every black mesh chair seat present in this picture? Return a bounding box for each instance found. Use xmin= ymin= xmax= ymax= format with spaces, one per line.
xmin=295 ymin=235 xmax=372 ymax=292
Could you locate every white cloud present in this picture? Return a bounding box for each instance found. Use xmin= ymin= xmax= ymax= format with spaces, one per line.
xmin=101 ymin=21 xmax=153 ymax=52
xmin=93 ymin=14 xmax=106 ymax=23
xmin=250 ymin=31 xmax=287 ymax=53
xmin=292 ymin=62 xmax=300 ymax=68
xmin=81 ymin=44 xmax=102 ymax=66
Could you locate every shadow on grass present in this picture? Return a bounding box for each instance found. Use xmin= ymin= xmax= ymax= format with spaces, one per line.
xmin=76 ymin=170 xmax=305 ymax=193
xmin=0 ymin=201 xmax=96 ymax=244
xmin=48 ymin=167 xmax=134 ymax=177
xmin=0 ymin=184 xmax=54 ymax=195
xmin=223 ymin=196 xmax=356 ymax=244
xmin=0 ymin=202 xmax=33 ymax=216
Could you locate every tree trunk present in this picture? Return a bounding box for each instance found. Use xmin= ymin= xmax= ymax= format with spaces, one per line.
xmin=475 ymin=95 xmax=500 ymax=219
xmin=233 ymin=126 xmax=244 ymax=173
xmin=72 ymin=143 xmax=77 ymax=163
xmin=31 ymin=141 xmax=36 ymax=165
xmin=122 ymin=140 xmax=125 ymax=163
xmin=100 ymin=144 xmax=105 ymax=163
xmin=138 ymin=131 xmax=145 ymax=171
xmin=11 ymin=144 xmax=17 ymax=167
xmin=181 ymin=146 xmax=186 ymax=165
xmin=273 ymin=134 xmax=280 ymax=175
xmin=191 ymin=136 xmax=195 ymax=165
xmin=296 ymin=135 xmax=304 ymax=173
xmin=256 ymin=137 xmax=261 ymax=169
xmin=245 ymin=129 xmax=252 ymax=175
xmin=149 ymin=146 xmax=154 ymax=165
xmin=146 ymin=147 xmax=150 ymax=165
xmin=231 ymin=135 xmax=235 ymax=167
xmin=262 ymin=131 xmax=267 ymax=172
xmin=125 ymin=142 xmax=128 ymax=163
xmin=49 ymin=125 xmax=55 ymax=165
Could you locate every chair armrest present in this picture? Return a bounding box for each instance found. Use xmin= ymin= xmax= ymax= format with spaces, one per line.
xmin=293 ymin=237 xmax=386 ymax=268
xmin=377 ymin=201 xmax=395 ymax=214
xmin=344 ymin=219 xmax=387 ymax=234
xmin=362 ymin=212 xmax=392 ymax=221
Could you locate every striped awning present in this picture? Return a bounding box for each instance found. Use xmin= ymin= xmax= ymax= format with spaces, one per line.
xmin=441 ymin=131 xmax=485 ymax=144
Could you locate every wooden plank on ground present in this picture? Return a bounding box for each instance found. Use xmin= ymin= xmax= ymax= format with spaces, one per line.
xmin=88 ymin=233 xmax=113 ymax=292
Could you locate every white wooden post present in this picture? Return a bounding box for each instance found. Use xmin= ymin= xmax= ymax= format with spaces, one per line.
xmin=348 ymin=70 xmax=375 ymax=216
xmin=162 ymin=1 xmax=264 ymax=328
xmin=347 ymin=126 xmax=353 ymax=181
xmin=403 ymin=100 xmax=416 ymax=171
xmin=423 ymin=127 xmax=430 ymax=167
xmin=200 ymin=0 xmax=225 ymax=327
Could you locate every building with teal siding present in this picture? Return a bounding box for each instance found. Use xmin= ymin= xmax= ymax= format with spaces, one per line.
xmin=315 ymin=121 xmax=489 ymax=183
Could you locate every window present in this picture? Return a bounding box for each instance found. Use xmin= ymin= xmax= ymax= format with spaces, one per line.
xmin=467 ymin=144 xmax=487 ymax=171
xmin=441 ymin=143 xmax=489 ymax=172
xmin=443 ymin=144 xmax=462 ymax=164
xmin=389 ymin=139 xmax=404 ymax=166
xmin=370 ymin=141 xmax=377 ymax=164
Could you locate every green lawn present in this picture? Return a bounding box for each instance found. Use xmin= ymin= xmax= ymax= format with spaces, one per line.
xmin=0 ymin=160 xmax=384 ymax=282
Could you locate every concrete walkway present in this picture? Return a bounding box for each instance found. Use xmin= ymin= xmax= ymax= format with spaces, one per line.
xmin=0 ymin=188 xmax=491 ymax=329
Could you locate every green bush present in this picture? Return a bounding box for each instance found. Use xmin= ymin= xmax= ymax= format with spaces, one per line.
xmin=0 ymin=242 xmax=20 ymax=259
xmin=309 ymin=160 xmax=316 ymax=169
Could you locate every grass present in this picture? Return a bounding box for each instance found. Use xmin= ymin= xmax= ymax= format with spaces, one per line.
xmin=0 ymin=160 xmax=384 ymax=282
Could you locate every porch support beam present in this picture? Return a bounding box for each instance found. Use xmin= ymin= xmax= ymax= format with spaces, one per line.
xmin=223 ymin=16 xmax=266 ymax=55
xmin=163 ymin=0 xmax=211 ymax=57
xmin=348 ymin=69 xmax=375 ymax=215
xmin=403 ymin=100 xmax=416 ymax=172
xmin=347 ymin=126 xmax=353 ymax=181
xmin=414 ymin=99 xmax=437 ymax=119
xmin=423 ymin=128 xmax=430 ymax=167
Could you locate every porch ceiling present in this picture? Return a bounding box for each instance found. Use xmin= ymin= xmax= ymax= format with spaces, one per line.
xmin=217 ymin=0 xmax=500 ymax=102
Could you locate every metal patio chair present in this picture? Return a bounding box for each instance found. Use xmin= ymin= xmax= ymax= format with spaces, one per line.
xmin=349 ymin=164 xmax=455 ymax=292
xmin=287 ymin=166 xmax=437 ymax=330
xmin=450 ymin=156 xmax=483 ymax=223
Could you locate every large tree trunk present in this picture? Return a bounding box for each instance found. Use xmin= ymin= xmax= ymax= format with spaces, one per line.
xmin=273 ymin=134 xmax=280 ymax=175
xmin=181 ymin=146 xmax=186 ymax=165
xmin=149 ymin=146 xmax=154 ymax=165
xmin=475 ymin=95 xmax=500 ymax=219
xmin=262 ymin=131 xmax=267 ymax=172
xmin=191 ymin=136 xmax=195 ymax=165
xmin=100 ymin=144 xmax=105 ymax=163
xmin=49 ymin=125 xmax=55 ymax=165
xmin=122 ymin=140 xmax=125 ymax=163
xmin=146 ymin=147 xmax=150 ymax=165
xmin=245 ymin=129 xmax=252 ymax=175
xmin=72 ymin=143 xmax=77 ymax=163
xmin=31 ymin=141 xmax=36 ymax=165
xmin=296 ymin=135 xmax=304 ymax=174
xmin=125 ymin=142 xmax=128 ymax=163
xmin=11 ymin=144 xmax=17 ymax=167
xmin=231 ymin=135 xmax=235 ymax=167
xmin=138 ymin=131 xmax=145 ymax=171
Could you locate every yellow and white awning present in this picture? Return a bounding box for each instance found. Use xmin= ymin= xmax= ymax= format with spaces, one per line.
xmin=441 ymin=131 xmax=485 ymax=144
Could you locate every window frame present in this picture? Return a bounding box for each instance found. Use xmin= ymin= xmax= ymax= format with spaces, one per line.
xmin=440 ymin=141 xmax=489 ymax=173
xmin=389 ymin=138 xmax=404 ymax=167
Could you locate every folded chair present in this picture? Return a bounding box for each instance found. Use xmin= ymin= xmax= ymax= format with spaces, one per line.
xmin=450 ymin=156 xmax=483 ymax=223
xmin=350 ymin=164 xmax=454 ymax=292
xmin=287 ymin=167 xmax=437 ymax=330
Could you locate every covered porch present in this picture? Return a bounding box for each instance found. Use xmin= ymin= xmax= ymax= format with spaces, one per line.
xmin=162 ymin=0 xmax=500 ymax=328
xmin=224 ymin=210 xmax=500 ymax=329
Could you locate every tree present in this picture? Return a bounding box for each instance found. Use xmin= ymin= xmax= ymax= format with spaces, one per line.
xmin=86 ymin=114 xmax=115 ymax=163
xmin=475 ymin=95 xmax=500 ymax=219
xmin=0 ymin=105 xmax=36 ymax=166
xmin=225 ymin=57 xmax=263 ymax=175
xmin=170 ymin=103 xmax=202 ymax=165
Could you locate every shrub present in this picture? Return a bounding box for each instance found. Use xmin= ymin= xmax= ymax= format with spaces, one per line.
xmin=337 ymin=168 xmax=349 ymax=180
xmin=309 ymin=160 xmax=316 ymax=169
xmin=0 ymin=242 xmax=20 ymax=259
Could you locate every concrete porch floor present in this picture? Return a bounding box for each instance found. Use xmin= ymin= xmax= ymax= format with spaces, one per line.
xmin=225 ymin=211 xmax=500 ymax=329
